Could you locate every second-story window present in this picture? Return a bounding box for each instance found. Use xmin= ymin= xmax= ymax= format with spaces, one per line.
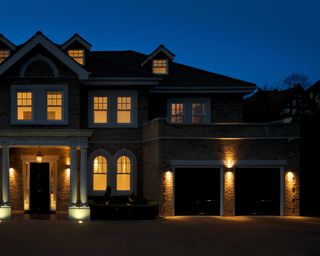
xmin=12 ymin=85 xmax=68 ymax=125
xmin=192 ymin=103 xmax=205 ymax=124
xmin=90 ymin=92 xmax=137 ymax=128
xmin=68 ymin=49 xmax=84 ymax=65
xmin=168 ymin=98 xmax=210 ymax=124
xmin=94 ymin=96 xmax=108 ymax=124
xmin=171 ymin=103 xmax=184 ymax=123
xmin=117 ymin=96 xmax=131 ymax=123
xmin=17 ymin=92 xmax=33 ymax=120
xmin=153 ymin=59 xmax=168 ymax=74
xmin=0 ymin=50 xmax=10 ymax=64
xmin=47 ymin=92 xmax=63 ymax=121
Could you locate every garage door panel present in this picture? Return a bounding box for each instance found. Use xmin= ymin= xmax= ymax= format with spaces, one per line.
xmin=235 ymin=168 xmax=280 ymax=215
xmin=175 ymin=168 xmax=220 ymax=215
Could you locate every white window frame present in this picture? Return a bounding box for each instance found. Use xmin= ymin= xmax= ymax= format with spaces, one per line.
xmin=152 ymin=59 xmax=169 ymax=75
xmin=88 ymin=91 xmax=138 ymax=128
xmin=88 ymin=148 xmax=137 ymax=196
xmin=11 ymin=84 xmax=68 ymax=125
xmin=167 ymin=98 xmax=211 ymax=124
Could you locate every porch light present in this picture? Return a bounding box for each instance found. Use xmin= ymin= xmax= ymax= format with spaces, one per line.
xmin=36 ymin=149 xmax=44 ymax=163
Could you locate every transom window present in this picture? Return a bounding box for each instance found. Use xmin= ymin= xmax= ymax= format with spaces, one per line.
xmin=171 ymin=103 xmax=184 ymax=123
xmin=17 ymin=92 xmax=32 ymax=120
xmin=68 ymin=49 xmax=84 ymax=65
xmin=117 ymin=97 xmax=131 ymax=123
xmin=117 ymin=156 xmax=131 ymax=191
xmin=168 ymin=98 xmax=210 ymax=124
xmin=47 ymin=92 xmax=63 ymax=120
xmin=94 ymin=96 xmax=108 ymax=123
xmin=93 ymin=156 xmax=107 ymax=191
xmin=153 ymin=59 xmax=168 ymax=74
xmin=0 ymin=50 xmax=10 ymax=64
xmin=90 ymin=92 xmax=137 ymax=128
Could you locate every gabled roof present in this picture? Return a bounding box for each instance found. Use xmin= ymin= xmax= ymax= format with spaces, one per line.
xmin=141 ymin=44 xmax=175 ymax=67
xmin=0 ymin=31 xmax=89 ymax=79
xmin=0 ymin=34 xmax=16 ymax=50
xmin=307 ymin=80 xmax=320 ymax=93
xmin=61 ymin=33 xmax=92 ymax=50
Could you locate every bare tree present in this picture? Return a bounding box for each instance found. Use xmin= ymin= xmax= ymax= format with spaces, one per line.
xmin=283 ymin=73 xmax=309 ymax=89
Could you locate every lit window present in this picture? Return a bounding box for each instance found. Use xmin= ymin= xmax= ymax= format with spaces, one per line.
xmin=117 ymin=156 xmax=131 ymax=191
xmin=47 ymin=92 xmax=63 ymax=120
xmin=0 ymin=50 xmax=10 ymax=64
xmin=17 ymin=92 xmax=32 ymax=120
xmin=68 ymin=49 xmax=84 ymax=65
xmin=117 ymin=96 xmax=131 ymax=123
xmin=192 ymin=103 xmax=205 ymax=124
xmin=153 ymin=59 xmax=168 ymax=74
xmin=94 ymin=96 xmax=108 ymax=123
xmin=171 ymin=103 xmax=184 ymax=123
xmin=93 ymin=156 xmax=107 ymax=191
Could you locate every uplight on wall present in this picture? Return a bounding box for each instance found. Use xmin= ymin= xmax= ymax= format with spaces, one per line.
xmin=286 ymin=171 xmax=294 ymax=182
xmin=66 ymin=168 xmax=70 ymax=177
xmin=225 ymin=159 xmax=235 ymax=169
xmin=9 ymin=168 xmax=14 ymax=176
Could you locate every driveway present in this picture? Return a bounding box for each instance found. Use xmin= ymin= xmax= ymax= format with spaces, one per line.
xmin=0 ymin=216 xmax=319 ymax=256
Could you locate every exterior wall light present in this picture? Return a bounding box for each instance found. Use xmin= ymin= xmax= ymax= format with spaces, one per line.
xmin=36 ymin=149 xmax=44 ymax=163
xmin=9 ymin=168 xmax=14 ymax=176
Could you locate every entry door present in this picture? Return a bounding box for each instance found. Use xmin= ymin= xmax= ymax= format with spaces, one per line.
xmin=30 ymin=163 xmax=50 ymax=213
xmin=175 ymin=168 xmax=220 ymax=215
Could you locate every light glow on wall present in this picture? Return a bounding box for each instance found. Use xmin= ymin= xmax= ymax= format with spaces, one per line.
xmin=9 ymin=168 xmax=14 ymax=176
xmin=225 ymin=159 xmax=235 ymax=169
xmin=286 ymin=171 xmax=294 ymax=182
xmin=66 ymin=168 xmax=70 ymax=178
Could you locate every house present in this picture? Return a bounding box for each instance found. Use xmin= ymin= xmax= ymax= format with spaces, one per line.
xmin=0 ymin=32 xmax=300 ymax=220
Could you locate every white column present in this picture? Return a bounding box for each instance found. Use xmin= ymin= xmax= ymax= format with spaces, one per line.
xmin=2 ymin=146 xmax=9 ymax=205
xmin=70 ymin=147 xmax=77 ymax=206
xmin=80 ymin=147 xmax=88 ymax=205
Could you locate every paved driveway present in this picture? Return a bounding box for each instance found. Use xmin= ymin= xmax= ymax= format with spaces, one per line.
xmin=0 ymin=216 xmax=319 ymax=256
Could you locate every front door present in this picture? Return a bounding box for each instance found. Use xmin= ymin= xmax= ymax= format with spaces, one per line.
xmin=30 ymin=163 xmax=50 ymax=213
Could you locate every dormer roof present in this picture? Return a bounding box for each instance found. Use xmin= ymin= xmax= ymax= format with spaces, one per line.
xmin=141 ymin=44 xmax=175 ymax=67
xmin=61 ymin=33 xmax=92 ymax=50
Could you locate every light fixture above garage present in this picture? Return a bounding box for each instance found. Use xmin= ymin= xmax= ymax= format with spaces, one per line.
xmin=36 ymin=148 xmax=44 ymax=163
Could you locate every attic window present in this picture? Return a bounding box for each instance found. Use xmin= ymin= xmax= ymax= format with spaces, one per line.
xmin=153 ymin=59 xmax=168 ymax=74
xmin=68 ymin=49 xmax=84 ymax=65
xmin=0 ymin=50 xmax=10 ymax=64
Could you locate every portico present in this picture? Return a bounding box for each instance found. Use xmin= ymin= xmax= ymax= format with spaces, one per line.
xmin=0 ymin=129 xmax=93 ymax=220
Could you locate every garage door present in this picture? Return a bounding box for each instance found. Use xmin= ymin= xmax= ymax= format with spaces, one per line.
xmin=175 ymin=168 xmax=220 ymax=215
xmin=235 ymin=168 xmax=280 ymax=215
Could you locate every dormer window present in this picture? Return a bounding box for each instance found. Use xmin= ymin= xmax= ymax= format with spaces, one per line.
xmin=68 ymin=49 xmax=84 ymax=65
xmin=153 ymin=59 xmax=168 ymax=74
xmin=0 ymin=50 xmax=10 ymax=64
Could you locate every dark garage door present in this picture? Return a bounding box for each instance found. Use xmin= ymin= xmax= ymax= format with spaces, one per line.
xmin=175 ymin=168 xmax=220 ymax=215
xmin=235 ymin=168 xmax=280 ymax=215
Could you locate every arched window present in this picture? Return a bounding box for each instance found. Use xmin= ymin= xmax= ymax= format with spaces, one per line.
xmin=93 ymin=156 xmax=107 ymax=191
xmin=117 ymin=156 xmax=131 ymax=191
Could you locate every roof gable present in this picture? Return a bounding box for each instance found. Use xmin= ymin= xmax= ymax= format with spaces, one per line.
xmin=0 ymin=34 xmax=16 ymax=50
xmin=141 ymin=45 xmax=175 ymax=67
xmin=0 ymin=32 xmax=89 ymax=79
xmin=61 ymin=33 xmax=92 ymax=50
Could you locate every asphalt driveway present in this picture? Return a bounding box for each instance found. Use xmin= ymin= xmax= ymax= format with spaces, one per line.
xmin=0 ymin=216 xmax=319 ymax=256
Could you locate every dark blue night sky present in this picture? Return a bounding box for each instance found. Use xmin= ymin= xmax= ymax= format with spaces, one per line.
xmin=1 ymin=0 xmax=319 ymax=87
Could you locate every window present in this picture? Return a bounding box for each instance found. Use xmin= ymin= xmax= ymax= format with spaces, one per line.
xmin=17 ymin=92 xmax=32 ymax=120
xmin=89 ymin=92 xmax=137 ymax=128
xmin=47 ymin=92 xmax=63 ymax=120
xmin=168 ymin=98 xmax=210 ymax=124
xmin=12 ymin=84 xmax=68 ymax=124
xmin=171 ymin=103 xmax=184 ymax=123
xmin=117 ymin=96 xmax=131 ymax=123
xmin=192 ymin=103 xmax=205 ymax=124
xmin=94 ymin=96 xmax=108 ymax=124
xmin=93 ymin=156 xmax=107 ymax=191
xmin=0 ymin=50 xmax=10 ymax=63
xmin=68 ymin=49 xmax=84 ymax=65
xmin=117 ymin=156 xmax=131 ymax=191
xmin=153 ymin=59 xmax=168 ymax=74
